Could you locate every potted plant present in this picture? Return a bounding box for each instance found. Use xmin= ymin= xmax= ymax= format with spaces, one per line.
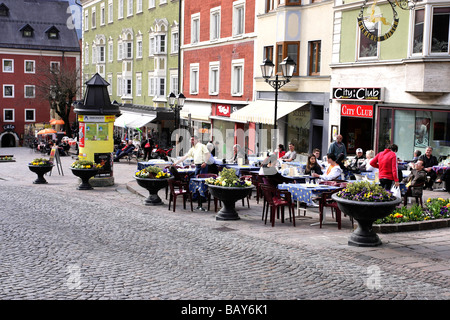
xmin=28 ymin=158 xmax=54 ymax=184
xmin=205 ymin=168 xmax=253 ymax=220
xmin=331 ymin=181 xmax=401 ymax=247
xmin=70 ymin=160 xmax=102 ymax=190
xmin=135 ymin=166 xmax=173 ymax=206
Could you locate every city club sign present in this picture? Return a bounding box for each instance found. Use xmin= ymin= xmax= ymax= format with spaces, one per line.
xmin=332 ymin=87 xmax=384 ymax=101
xmin=341 ymin=104 xmax=374 ymax=118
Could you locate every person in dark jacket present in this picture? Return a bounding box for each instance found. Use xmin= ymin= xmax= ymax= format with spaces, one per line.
xmin=305 ymin=154 xmax=323 ymax=175
xmin=141 ymin=135 xmax=154 ymax=161
xmin=402 ymin=159 xmax=427 ymax=197
xmin=418 ymin=146 xmax=439 ymax=190
xmin=114 ymin=140 xmax=137 ymax=162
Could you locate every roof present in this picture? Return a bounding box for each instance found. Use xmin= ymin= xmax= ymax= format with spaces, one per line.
xmin=0 ymin=0 xmax=80 ymax=52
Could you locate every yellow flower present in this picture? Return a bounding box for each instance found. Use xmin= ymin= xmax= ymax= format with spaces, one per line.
xmin=427 ymin=198 xmax=431 ymax=203
xmin=438 ymin=198 xmax=445 ymax=202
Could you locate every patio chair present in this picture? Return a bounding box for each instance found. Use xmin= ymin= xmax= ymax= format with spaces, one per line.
xmin=402 ymin=181 xmax=425 ymax=208
xmin=168 ymin=179 xmax=193 ymax=212
xmin=260 ymin=184 xmax=295 ymax=227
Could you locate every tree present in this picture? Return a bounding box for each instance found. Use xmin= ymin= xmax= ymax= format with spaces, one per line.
xmin=34 ymin=58 xmax=81 ymax=137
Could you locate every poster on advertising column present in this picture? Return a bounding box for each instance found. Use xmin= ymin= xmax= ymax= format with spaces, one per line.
xmin=85 ymin=123 xmax=97 ymax=141
xmin=79 ymin=123 xmax=85 ymax=148
xmin=97 ymin=123 xmax=108 ymax=141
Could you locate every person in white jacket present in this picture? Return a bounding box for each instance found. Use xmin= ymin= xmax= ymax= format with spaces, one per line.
xmin=312 ymin=153 xmax=343 ymax=181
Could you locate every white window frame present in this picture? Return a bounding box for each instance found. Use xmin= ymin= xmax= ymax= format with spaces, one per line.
xmin=117 ymin=73 xmax=123 ymax=96
xmin=91 ymin=7 xmax=96 ymax=29
xmin=2 ymin=59 xmax=13 ymax=73
xmin=98 ymin=45 xmax=105 ymax=63
xmin=171 ymin=30 xmax=179 ymax=54
xmin=85 ymin=44 xmax=89 ymax=64
xmin=108 ymin=0 xmax=114 ymax=24
xmin=125 ymin=42 xmax=133 ymax=59
xmin=209 ymin=61 xmax=220 ymax=95
xmin=170 ymin=72 xmax=178 ymax=96
xmin=191 ymin=13 xmax=200 ymax=44
xmin=136 ymin=0 xmax=143 ymax=13
xmin=24 ymin=85 xmax=35 ymax=98
xmin=118 ymin=42 xmax=123 ymax=60
xmin=24 ymin=60 xmax=35 ymax=73
xmin=25 ymin=109 xmax=35 ymax=122
xmin=136 ymin=39 xmax=143 ymax=58
xmin=118 ymin=0 xmax=124 ymax=19
xmin=233 ymin=0 xmax=245 ymax=37
xmin=108 ymin=42 xmax=113 ymax=62
xmin=190 ymin=63 xmax=199 ymax=95
xmin=148 ymin=73 xmax=155 ymax=96
xmin=125 ymin=78 xmax=132 ymax=96
xmin=107 ymin=74 xmax=113 ymax=95
xmin=357 ymin=20 xmax=380 ymax=60
xmin=231 ymin=59 xmax=244 ymax=96
xmin=149 ymin=0 xmax=156 ymax=9
xmin=3 ymin=109 xmax=14 ymax=122
xmin=84 ymin=9 xmax=89 ymax=30
xmin=127 ymin=0 xmax=133 ymax=17
xmin=136 ymin=73 xmax=142 ymax=97
xmin=160 ymin=0 xmax=167 ymax=5
xmin=210 ymin=7 xmax=221 ymax=41
xmin=3 ymin=84 xmax=14 ymax=98
xmin=100 ymin=3 xmax=105 ymax=26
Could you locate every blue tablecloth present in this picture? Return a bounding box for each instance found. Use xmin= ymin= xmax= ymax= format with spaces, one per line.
xmin=225 ymin=164 xmax=260 ymax=176
xmin=137 ymin=160 xmax=172 ymax=170
xmin=189 ymin=177 xmax=209 ymax=198
xmin=278 ymin=183 xmax=340 ymax=206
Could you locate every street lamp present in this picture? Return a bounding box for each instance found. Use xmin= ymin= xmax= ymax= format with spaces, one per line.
xmin=168 ymin=92 xmax=185 ymax=131
xmin=261 ymin=56 xmax=296 ymax=149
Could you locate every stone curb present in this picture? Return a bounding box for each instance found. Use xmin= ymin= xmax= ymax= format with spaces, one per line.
xmin=373 ymin=218 xmax=450 ymax=234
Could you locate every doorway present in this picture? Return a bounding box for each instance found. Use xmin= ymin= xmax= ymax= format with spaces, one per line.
xmin=1 ymin=133 xmax=17 ymax=147
xmin=340 ymin=117 xmax=373 ymax=155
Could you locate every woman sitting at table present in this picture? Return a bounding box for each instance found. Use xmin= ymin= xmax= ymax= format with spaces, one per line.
xmin=312 ymin=153 xmax=343 ymax=181
xmin=258 ymin=153 xmax=292 ymax=186
xmin=305 ymin=154 xmax=323 ymax=175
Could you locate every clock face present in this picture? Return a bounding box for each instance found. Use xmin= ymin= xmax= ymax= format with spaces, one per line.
xmin=357 ymin=0 xmax=400 ymax=42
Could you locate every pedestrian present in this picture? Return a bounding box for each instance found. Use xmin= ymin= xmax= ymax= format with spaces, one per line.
xmin=328 ymin=134 xmax=347 ymax=160
xmin=141 ymin=135 xmax=154 ymax=161
xmin=418 ymin=146 xmax=439 ymax=190
xmin=281 ymin=143 xmax=297 ymax=162
xmin=312 ymin=153 xmax=342 ymax=181
xmin=369 ymin=144 xmax=399 ymax=190
xmin=173 ymin=135 xmax=210 ymax=176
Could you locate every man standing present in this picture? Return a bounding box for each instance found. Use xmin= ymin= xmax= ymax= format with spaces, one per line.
xmin=419 ymin=146 xmax=439 ymax=190
xmin=370 ymin=144 xmax=399 ymax=190
xmin=328 ymin=134 xmax=347 ymax=160
xmin=173 ymin=135 xmax=210 ymax=176
xmin=281 ymin=143 xmax=297 ymax=162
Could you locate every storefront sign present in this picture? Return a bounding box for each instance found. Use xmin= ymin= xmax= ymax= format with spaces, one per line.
xmin=332 ymin=87 xmax=383 ymax=101
xmin=341 ymin=104 xmax=373 ymax=118
xmin=216 ymin=104 xmax=231 ymax=117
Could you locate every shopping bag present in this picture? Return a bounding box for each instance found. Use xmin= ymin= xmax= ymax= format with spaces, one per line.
xmin=390 ymin=184 xmax=401 ymax=198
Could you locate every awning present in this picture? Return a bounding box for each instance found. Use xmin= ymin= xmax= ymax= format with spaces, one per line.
xmin=230 ymin=100 xmax=309 ymax=124
xmin=114 ymin=111 xmax=157 ymax=128
xmin=180 ymin=101 xmax=211 ymax=121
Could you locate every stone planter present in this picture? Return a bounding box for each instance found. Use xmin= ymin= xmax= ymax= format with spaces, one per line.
xmin=28 ymin=165 xmax=53 ymax=184
xmin=331 ymin=194 xmax=402 ymax=247
xmin=135 ymin=177 xmax=172 ymax=206
xmin=71 ymin=168 xmax=99 ymax=190
xmin=207 ymin=184 xmax=253 ymax=221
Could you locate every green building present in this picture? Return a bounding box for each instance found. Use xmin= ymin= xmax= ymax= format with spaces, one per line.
xmin=81 ymin=0 xmax=180 ymax=145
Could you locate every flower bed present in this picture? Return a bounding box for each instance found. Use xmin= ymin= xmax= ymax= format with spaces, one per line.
xmin=71 ymin=160 xmax=102 ymax=169
xmin=29 ymin=158 xmax=53 ymax=166
xmin=205 ymin=168 xmax=252 ymax=187
xmin=0 ymin=155 xmax=14 ymax=161
xmin=135 ymin=166 xmax=171 ymax=179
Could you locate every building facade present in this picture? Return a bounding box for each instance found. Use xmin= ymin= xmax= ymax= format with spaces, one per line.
xmin=81 ymin=0 xmax=180 ymax=146
xmin=0 ymin=0 xmax=80 ymax=147
xmin=331 ymin=0 xmax=450 ymax=161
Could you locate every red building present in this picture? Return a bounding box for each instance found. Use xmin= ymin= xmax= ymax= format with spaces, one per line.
xmin=181 ymin=0 xmax=256 ymax=158
xmin=0 ymin=0 xmax=80 ymax=147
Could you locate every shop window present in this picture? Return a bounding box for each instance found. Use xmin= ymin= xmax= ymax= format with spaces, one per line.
xmin=276 ymin=41 xmax=299 ymax=75
xmin=431 ymin=7 xmax=450 ymax=53
xmin=308 ymin=41 xmax=321 ymax=76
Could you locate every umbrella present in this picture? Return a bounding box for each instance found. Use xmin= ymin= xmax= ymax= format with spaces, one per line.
xmin=50 ymin=119 xmax=64 ymax=125
xmin=37 ymin=129 xmax=57 ymax=135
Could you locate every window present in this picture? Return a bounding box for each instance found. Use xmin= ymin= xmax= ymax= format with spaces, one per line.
xmin=190 ymin=63 xmax=199 ymax=94
xmin=25 ymin=109 xmax=35 ymax=122
xmin=231 ymin=59 xmax=244 ymax=96
xmin=126 ymin=42 xmax=133 ymax=58
xmin=137 ymin=0 xmax=143 ymax=13
xmin=107 ymin=74 xmax=113 ymax=95
xmin=25 ymin=60 xmax=35 ymax=73
xmin=276 ymin=41 xmax=299 ymax=75
xmin=263 ymin=46 xmax=273 ymax=61
xmin=136 ymin=73 xmax=142 ymax=96
xmin=158 ymin=35 xmax=166 ymax=53
xmin=171 ymin=31 xmax=179 ymax=53
xmin=285 ymin=0 xmax=301 ymax=5
xmin=127 ymin=0 xmax=133 ymax=16
xmin=308 ymin=41 xmax=321 ymax=75
xmin=149 ymin=0 xmax=156 ymax=9
xmin=2 ymin=59 xmax=13 ymax=73
xmin=233 ymin=1 xmax=245 ymax=36
xmin=265 ymin=0 xmax=275 ymax=13
xmin=108 ymin=42 xmax=113 ymax=61
xmin=413 ymin=9 xmax=424 ymax=54
xmin=108 ymin=0 xmax=113 ymax=23
xmin=3 ymin=109 xmax=14 ymax=122
xmin=125 ymin=78 xmax=132 ymax=95
xmin=24 ymin=85 xmax=35 ymax=98
xmin=84 ymin=10 xmax=89 ymax=30
xmin=209 ymin=62 xmax=220 ymax=95
xmin=20 ymin=25 xmax=34 ymax=38
xmin=170 ymin=74 xmax=178 ymax=95
xmin=136 ymin=40 xmax=143 ymax=58
xmin=160 ymin=0 xmax=167 ymax=5
xmin=85 ymin=45 xmax=89 ymax=64
xmin=191 ymin=13 xmax=200 ymax=44
xmin=149 ymin=74 xmax=155 ymax=96
xmin=100 ymin=4 xmax=105 ymax=25
xmin=431 ymin=7 xmax=450 ymax=53
xmin=118 ymin=0 xmax=124 ymax=19
xmin=98 ymin=46 xmax=105 ymax=63
xmin=158 ymin=77 xmax=165 ymax=96
xmin=210 ymin=7 xmax=221 ymax=41
xmin=118 ymin=42 xmax=123 ymax=60
xmin=117 ymin=74 xmax=123 ymax=96
xmin=46 ymin=26 xmax=60 ymax=39
xmin=91 ymin=7 xmax=96 ymax=29
xmin=50 ymin=61 xmax=60 ymax=72
xmin=3 ymin=85 xmax=14 ymax=98
xmin=0 ymin=3 xmax=9 ymax=17
xmin=358 ymin=21 xmax=379 ymax=59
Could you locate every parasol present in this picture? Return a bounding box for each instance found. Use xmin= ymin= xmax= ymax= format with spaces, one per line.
xmin=50 ymin=119 xmax=65 ymax=125
xmin=37 ymin=128 xmax=57 ymax=135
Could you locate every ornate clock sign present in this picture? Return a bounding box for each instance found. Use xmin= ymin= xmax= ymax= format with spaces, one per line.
xmin=358 ymin=0 xmax=415 ymax=42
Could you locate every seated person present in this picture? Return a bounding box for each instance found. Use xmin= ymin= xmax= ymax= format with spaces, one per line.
xmin=258 ymin=153 xmax=291 ymax=186
xmin=361 ymin=150 xmax=378 ymax=172
xmin=402 ymin=160 xmax=427 ymax=197
xmin=114 ymin=140 xmax=137 ymax=162
xmin=312 ymin=153 xmax=343 ymax=181
xmin=348 ymin=148 xmax=365 ymax=172
xmin=231 ymin=144 xmax=248 ymax=164
xmin=281 ymin=143 xmax=297 ymax=162
xmin=305 ymin=154 xmax=323 ymax=175
xmin=312 ymin=148 xmax=325 ymax=169
xmin=436 ymin=168 xmax=450 ymax=193
xmin=278 ymin=144 xmax=286 ymax=158
xmin=418 ymin=146 xmax=438 ymax=190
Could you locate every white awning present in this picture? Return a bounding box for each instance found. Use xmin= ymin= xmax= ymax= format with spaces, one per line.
xmin=114 ymin=111 xmax=157 ymax=128
xmin=230 ymin=100 xmax=309 ymax=124
xmin=180 ymin=101 xmax=211 ymax=121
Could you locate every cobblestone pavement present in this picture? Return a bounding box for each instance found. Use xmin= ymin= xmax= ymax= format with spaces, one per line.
xmin=0 ymin=147 xmax=449 ymax=300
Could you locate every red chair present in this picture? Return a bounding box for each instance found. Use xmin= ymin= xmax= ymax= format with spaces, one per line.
xmin=260 ymin=184 xmax=295 ymax=227
xmin=317 ymin=183 xmax=353 ymax=230
xmin=168 ymin=179 xmax=193 ymax=212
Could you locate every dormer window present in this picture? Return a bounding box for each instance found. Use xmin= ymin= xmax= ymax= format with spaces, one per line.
xmin=45 ymin=26 xmax=60 ymax=39
xmin=0 ymin=3 xmax=9 ymax=17
xmin=20 ymin=24 xmax=34 ymax=38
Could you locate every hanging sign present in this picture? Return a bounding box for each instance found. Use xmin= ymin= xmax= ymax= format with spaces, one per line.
xmin=357 ymin=0 xmax=400 ymax=42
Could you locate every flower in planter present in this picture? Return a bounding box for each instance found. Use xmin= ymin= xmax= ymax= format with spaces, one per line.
xmin=336 ymin=181 xmax=395 ymax=202
xmin=29 ymin=158 xmax=53 ymax=166
xmin=205 ymin=168 xmax=252 ymax=187
xmin=135 ymin=166 xmax=171 ymax=179
xmin=71 ymin=160 xmax=102 ymax=169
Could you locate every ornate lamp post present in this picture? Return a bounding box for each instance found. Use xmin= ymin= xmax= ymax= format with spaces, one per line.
xmin=168 ymin=92 xmax=185 ymax=156
xmin=260 ymin=57 xmax=296 ymax=149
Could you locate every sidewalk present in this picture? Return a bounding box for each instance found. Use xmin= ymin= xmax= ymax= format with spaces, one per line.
xmin=2 ymin=146 xmax=450 ymax=281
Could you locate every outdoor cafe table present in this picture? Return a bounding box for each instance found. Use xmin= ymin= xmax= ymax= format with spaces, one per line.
xmin=189 ymin=177 xmax=209 ymax=211
xmin=137 ymin=160 xmax=172 ymax=170
xmin=225 ymin=164 xmax=260 ymax=176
